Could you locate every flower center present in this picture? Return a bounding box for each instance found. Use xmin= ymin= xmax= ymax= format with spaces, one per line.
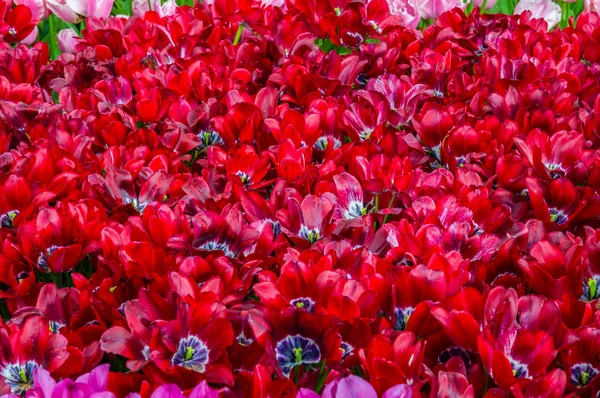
xmin=340 ymin=341 xmax=354 ymax=361
xmin=236 ymin=171 xmax=250 ymax=186
xmin=544 ymin=162 xmax=564 ymax=179
xmin=36 ymin=245 xmax=62 ymax=273
xmin=344 ymin=200 xmax=367 ymax=219
xmin=275 ymin=335 xmax=321 ymax=378
xmin=0 ymin=361 xmax=38 ymax=395
xmin=549 ymin=208 xmax=568 ymax=225
xmin=172 ymin=335 xmax=209 ymax=373
xmin=49 ymin=321 xmax=65 ymax=334
xmin=197 ymin=241 xmax=236 ymax=258
xmin=199 ymin=130 xmax=224 ymax=148
xmin=314 ymin=136 xmax=341 ymax=151
xmin=582 ymin=276 xmax=600 ymax=301
xmin=394 ymin=307 xmax=414 ymax=332
xmin=571 ymin=363 xmax=599 ymax=387
xmin=237 ymin=333 xmax=253 ymax=346
xmin=0 ymin=210 xmax=19 ymax=229
xmin=299 ymin=225 xmax=320 ymax=244
xmin=509 ymin=357 xmax=529 ymax=379
xmin=290 ymin=297 xmax=315 ymax=313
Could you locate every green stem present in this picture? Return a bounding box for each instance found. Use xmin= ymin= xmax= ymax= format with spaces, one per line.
xmin=314 ymin=361 xmax=330 ymax=393
xmin=483 ymin=369 xmax=489 ymax=394
xmin=48 ymin=15 xmax=60 ymax=60
xmin=382 ymin=192 xmax=396 ymax=225
xmin=294 ymin=365 xmax=301 ymax=385
xmin=481 ymin=0 xmax=488 ymax=13
xmin=233 ymin=23 xmax=244 ymax=45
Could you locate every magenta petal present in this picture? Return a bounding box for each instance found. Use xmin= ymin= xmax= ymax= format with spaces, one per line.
xmin=75 ymin=364 xmax=110 ymax=392
xmin=322 ymin=376 xmax=377 ymax=398
xmin=188 ymin=381 xmax=220 ymax=398
xmin=88 ymin=393 xmax=116 ymax=398
xmin=150 ymin=385 xmax=185 ymax=398
xmin=296 ymin=388 xmax=321 ymax=398
xmin=32 ymin=367 xmax=56 ymax=398
xmin=382 ymin=384 xmax=413 ymax=398
xmin=52 ymin=379 xmax=76 ymax=398
xmin=86 ymin=0 xmax=114 ymax=19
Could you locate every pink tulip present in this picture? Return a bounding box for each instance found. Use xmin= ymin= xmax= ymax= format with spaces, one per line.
xmin=514 ymin=0 xmax=562 ymax=29
xmin=386 ymin=0 xmax=421 ymax=28
xmin=260 ymin=0 xmax=285 ymax=7
xmin=297 ymin=389 xmax=320 ymax=398
xmin=47 ymin=0 xmax=114 ymax=23
xmin=132 ymin=0 xmax=177 ymax=17
xmin=57 ymin=28 xmax=80 ymax=53
xmin=410 ymin=0 xmax=465 ymax=20
xmin=14 ymin=0 xmax=48 ymax=20
xmin=471 ymin=0 xmax=497 ymax=10
xmin=321 ymin=376 xmax=378 ymax=398
xmin=584 ymin=0 xmax=599 ymax=11
xmin=383 ymin=384 xmax=413 ymax=398
xmin=46 ymin=0 xmax=78 ymax=22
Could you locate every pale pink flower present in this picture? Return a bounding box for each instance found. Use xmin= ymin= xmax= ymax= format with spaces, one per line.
xmin=57 ymin=28 xmax=80 ymax=53
xmin=471 ymin=0 xmax=497 ymax=10
xmin=514 ymin=0 xmax=561 ymax=29
xmin=386 ymin=0 xmax=421 ymax=28
xmin=260 ymin=0 xmax=285 ymax=7
xmin=47 ymin=0 xmax=114 ymax=22
xmin=584 ymin=0 xmax=599 ymax=11
xmin=410 ymin=0 xmax=465 ymax=20
xmin=132 ymin=0 xmax=177 ymax=17
xmin=46 ymin=0 xmax=79 ymax=23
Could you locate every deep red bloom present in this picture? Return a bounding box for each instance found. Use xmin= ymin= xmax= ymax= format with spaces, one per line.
xmin=2 ymin=5 xmax=35 ymax=43
xmin=478 ymin=329 xmax=556 ymax=391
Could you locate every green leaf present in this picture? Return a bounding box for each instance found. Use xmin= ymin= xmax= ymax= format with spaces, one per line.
xmin=315 ymin=37 xmax=353 ymax=55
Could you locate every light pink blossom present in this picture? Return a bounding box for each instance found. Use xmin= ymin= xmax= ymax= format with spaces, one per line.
xmin=410 ymin=0 xmax=465 ymax=20
xmin=514 ymin=0 xmax=562 ymax=29
xmin=47 ymin=0 xmax=114 ymax=22
xmin=584 ymin=0 xmax=599 ymax=11
xmin=132 ymin=0 xmax=177 ymax=17
xmin=386 ymin=0 xmax=421 ymax=28
xmin=471 ymin=0 xmax=497 ymax=10
xmin=57 ymin=28 xmax=80 ymax=53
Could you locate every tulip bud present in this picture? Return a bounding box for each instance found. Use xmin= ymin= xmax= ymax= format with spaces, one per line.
xmin=57 ymin=28 xmax=79 ymax=53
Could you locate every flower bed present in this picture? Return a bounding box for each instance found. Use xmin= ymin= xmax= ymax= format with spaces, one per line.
xmin=1 ymin=0 xmax=600 ymax=396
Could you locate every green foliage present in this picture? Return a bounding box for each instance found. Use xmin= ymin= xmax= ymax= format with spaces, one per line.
xmin=33 ymin=255 xmax=94 ymax=288
xmin=37 ymin=14 xmax=84 ymax=60
xmin=0 ymin=298 xmax=10 ymax=322
xmin=560 ymin=0 xmax=585 ymax=27
xmin=315 ymin=38 xmax=352 ymax=55
xmin=488 ymin=0 xmax=519 ymax=15
xmin=112 ymin=0 xmax=134 ymax=15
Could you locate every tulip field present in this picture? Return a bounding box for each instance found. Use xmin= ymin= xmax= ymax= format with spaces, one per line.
xmin=2 ymin=0 xmax=600 ymax=396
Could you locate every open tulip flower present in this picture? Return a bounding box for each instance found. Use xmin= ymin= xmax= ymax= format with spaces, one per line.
xmin=1 ymin=0 xmax=600 ymax=396
xmin=45 ymin=0 xmax=114 ymax=22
